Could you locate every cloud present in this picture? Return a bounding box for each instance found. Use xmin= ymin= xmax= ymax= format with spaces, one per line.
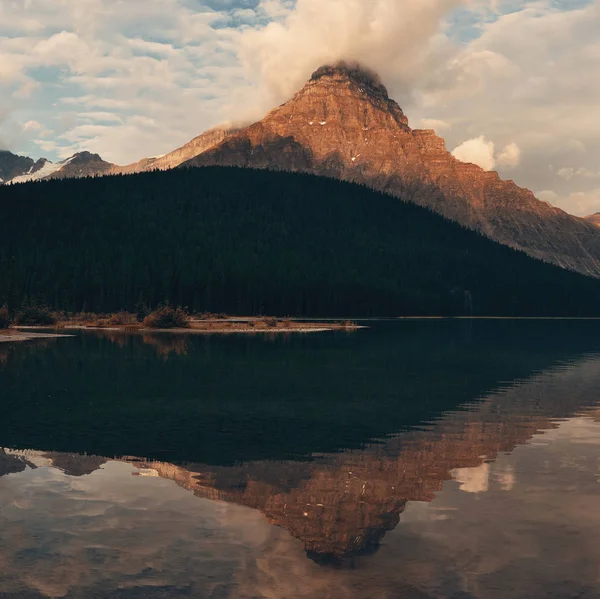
xmin=235 ymin=0 xmax=469 ymax=113
xmin=496 ymin=141 xmax=521 ymax=168
xmin=23 ymin=120 xmax=44 ymax=131
xmin=557 ymin=166 xmax=600 ymax=181
xmin=451 ymin=135 xmax=521 ymax=171
xmin=452 ymin=136 xmax=496 ymax=171
xmin=537 ymin=188 xmax=600 ymax=217
xmin=259 ymin=0 xmax=295 ymax=19
xmin=419 ymin=118 xmax=451 ymax=132
xmin=0 ymin=0 xmax=239 ymax=163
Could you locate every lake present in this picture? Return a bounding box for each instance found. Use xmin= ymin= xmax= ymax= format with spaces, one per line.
xmin=1 ymin=319 xmax=600 ymax=598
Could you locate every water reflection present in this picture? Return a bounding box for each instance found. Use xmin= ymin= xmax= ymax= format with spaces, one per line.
xmin=4 ymin=354 xmax=600 ymax=568
xmin=3 ymin=320 xmax=600 ymax=465
xmin=2 ymin=321 xmax=600 ymax=597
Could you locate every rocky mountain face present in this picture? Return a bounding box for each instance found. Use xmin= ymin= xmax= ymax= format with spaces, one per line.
xmin=49 ymin=151 xmax=114 ymax=180
xmin=0 ymin=150 xmax=35 ymax=183
xmin=586 ymin=213 xmax=600 ymax=227
xmin=181 ymin=64 xmax=600 ymax=278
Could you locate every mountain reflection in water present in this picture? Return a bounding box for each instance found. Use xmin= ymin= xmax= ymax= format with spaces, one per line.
xmin=2 ymin=320 xmax=600 ymax=597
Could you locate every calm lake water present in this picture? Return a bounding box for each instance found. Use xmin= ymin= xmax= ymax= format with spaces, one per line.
xmin=2 ymin=320 xmax=600 ymax=598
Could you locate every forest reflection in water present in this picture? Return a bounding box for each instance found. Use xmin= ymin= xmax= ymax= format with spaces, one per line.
xmin=2 ymin=320 xmax=600 ymax=597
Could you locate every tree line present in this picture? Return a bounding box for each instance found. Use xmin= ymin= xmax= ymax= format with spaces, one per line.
xmin=1 ymin=166 xmax=600 ymax=317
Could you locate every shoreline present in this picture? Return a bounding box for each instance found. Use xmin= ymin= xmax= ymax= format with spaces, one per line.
xmin=12 ymin=319 xmax=364 ymax=336
xmin=0 ymin=330 xmax=74 ymax=343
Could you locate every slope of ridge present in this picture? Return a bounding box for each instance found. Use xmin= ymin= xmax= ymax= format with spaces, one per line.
xmin=113 ymin=125 xmax=239 ymax=174
xmin=1 ymin=127 xmax=234 ymax=182
xmin=181 ymin=64 xmax=600 ymax=278
xmin=2 ymin=166 xmax=600 ymax=317
xmin=586 ymin=213 xmax=600 ymax=227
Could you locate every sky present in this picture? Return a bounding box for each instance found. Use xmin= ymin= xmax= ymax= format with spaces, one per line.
xmin=1 ymin=0 xmax=599 ymax=216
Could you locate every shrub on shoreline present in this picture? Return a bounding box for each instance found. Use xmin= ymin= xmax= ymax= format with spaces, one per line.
xmin=107 ymin=312 xmax=137 ymax=326
xmin=13 ymin=304 xmax=57 ymax=326
xmin=143 ymin=305 xmax=190 ymax=329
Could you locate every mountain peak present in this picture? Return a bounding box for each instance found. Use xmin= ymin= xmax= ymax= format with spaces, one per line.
xmin=310 ymin=62 xmax=390 ymax=100
xmin=67 ymin=151 xmax=104 ymax=162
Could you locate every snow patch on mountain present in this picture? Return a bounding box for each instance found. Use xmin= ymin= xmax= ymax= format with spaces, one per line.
xmin=10 ymin=157 xmax=74 ymax=184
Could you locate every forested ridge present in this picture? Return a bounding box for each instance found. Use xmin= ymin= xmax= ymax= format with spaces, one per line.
xmin=1 ymin=166 xmax=599 ymax=317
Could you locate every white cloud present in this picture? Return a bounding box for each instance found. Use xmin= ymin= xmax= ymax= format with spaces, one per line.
xmin=0 ymin=0 xmax=239 ymax=162
xmin=23 ymin=120 xmax=43 ymax=131
xmin=496 ymin=141 xmax=521 ymax=168
xmin=557 ymin=166 xmax=600 ymax=181
xmin=419 ymin=118 xmax=451 ymax=132
xmin=259 ymin=0 xmax=294 ymax=19
xmin=451 ymin=136 xmax=521 ymax=171
xmin=452 ymin=135 xmax=496 ymax=171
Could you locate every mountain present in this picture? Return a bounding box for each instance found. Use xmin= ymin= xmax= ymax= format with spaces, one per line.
xmin=179 ymin=64 xmax=600 ymax=278
xmin=586 ymin=213 xmax=600 ymax=227
xmin=3 ymin=166 xmax=600 ymax=317
xmin=0 ymin=150 xmax=114 ymax=184
xmin=114 ymin=125 xmax=239 ymax=174
xmin=49 ymin=151 xmax=114 ymax=180
xmin=0 ymin=150 xmax=35 ymax=183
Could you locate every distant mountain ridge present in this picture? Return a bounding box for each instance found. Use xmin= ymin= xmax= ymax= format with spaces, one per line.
xmin=4 ymin=63 xmax=600 ymax=278
xmin=0 ymin=150 xmax=114 ymax=183
xmin=1 ymin=126 xmax=237 ymax=183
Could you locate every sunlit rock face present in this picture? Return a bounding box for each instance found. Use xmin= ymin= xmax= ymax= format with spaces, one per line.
xmin=183 ymin=63 xmax=600 ymax=278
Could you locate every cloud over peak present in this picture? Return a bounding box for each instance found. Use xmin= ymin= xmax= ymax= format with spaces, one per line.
xmin=236 ymin=0 xmax=468 ymax=110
